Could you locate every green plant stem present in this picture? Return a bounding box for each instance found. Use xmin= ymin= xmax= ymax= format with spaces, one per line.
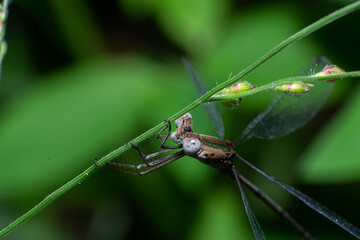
xmin=209 ymin=71 xmax=360 ymax=101
xmin=1 ymin=1 xmax=360 ymax=238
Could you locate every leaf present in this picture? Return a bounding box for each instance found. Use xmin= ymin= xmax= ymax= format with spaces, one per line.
xmin=189 ymin=185 xmax=252 ymax=240
xmin=299 ymin=83 xmax=360 ymax=184
xmin=0 ymin=56 xmax=187 ymax=200
xmin=119 ymin=0 xmax=229 ymax=57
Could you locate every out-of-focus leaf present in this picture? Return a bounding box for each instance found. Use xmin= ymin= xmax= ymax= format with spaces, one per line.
xmin=0 ymin=213 xmax=72 ymax=240
xmin=118 ymin=0 xmax=229 ymax=57
xmin=299 ymin=83 xmax=360 ymax=184
xmin=201 ymin=5 xmax=328 ymax=114
xmin=0 ymin=56 xmax=188 ymax=201
xmin=49 ymin=0 xmax=105 ymax=59
xmin=188 ymin=184 xmax=252 ymax=240
xmin=166 ymin=156 xmax=215 ymax=195
xmin=86 ymin=199 xmax=131 ymax=240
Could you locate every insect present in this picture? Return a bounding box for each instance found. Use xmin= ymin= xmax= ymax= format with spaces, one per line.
xmin=96 ymin=57 xmax=360 ymax=239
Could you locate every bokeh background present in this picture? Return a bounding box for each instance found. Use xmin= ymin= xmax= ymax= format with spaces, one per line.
xmin=0 ymin=0 xmax=360 ymax=239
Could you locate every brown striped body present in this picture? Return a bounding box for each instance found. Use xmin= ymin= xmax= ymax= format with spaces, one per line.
xmin=173 ymin=113 xmax=235 ymax=170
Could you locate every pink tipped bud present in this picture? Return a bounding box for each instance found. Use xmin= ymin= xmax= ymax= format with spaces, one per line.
xmin=275 ymin=82 xmax=311 ymax=96
xmin=314 ymin=65 xmax=345 ymax=82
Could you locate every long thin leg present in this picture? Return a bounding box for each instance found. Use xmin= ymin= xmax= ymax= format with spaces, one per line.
xmin=144 ymin=148 xmax=175 ymax=159
xmin=156 ymin=119 xmax=171 ymax=145
xmin=107 ymin=151 xmax=185 ymax=175
xmin=130 ymin=119 xmax=181 ymax=167
xmin=156 ymin=119 xmax=181 ymax=149
xmin=232 ymin=165 xmax=266 ymax=240
xmin=97 ymin=120 xmax=181 ymax=169
xmin=93 ymin=143 xmax=174 ymax=168
xmin=131 ymin=143 xmax=176 ymax=167
xmin=237 ymin=155 xmax=360 ymax=240
xmin=232 ymin=161 xmax=314 ymax=240
xmin=108 ymin=150 xmax=184 ymax=170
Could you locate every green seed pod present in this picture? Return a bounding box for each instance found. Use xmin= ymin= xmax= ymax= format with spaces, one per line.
xmin=215 ymin=81 xmax=255 ymax=108
xmin=218 ymin=81 xmax=255 ymax=95
xmin=275 ymin=82 xmax=310 ymax=96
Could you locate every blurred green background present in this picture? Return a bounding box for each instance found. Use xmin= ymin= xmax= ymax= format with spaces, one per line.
xmin=0 ymin=0 xmax=359 ymax=239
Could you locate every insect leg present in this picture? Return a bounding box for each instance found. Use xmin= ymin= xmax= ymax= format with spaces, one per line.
xmin=232 ymin=160 xmax=314 ymax=240
xmin=131 ymin=142 xmax=178 ymax=167
xmin=231 ymin=165 xmax=266 ymax=240
xmin=237 ymin=154 xmax=360 ymax=239
xmin=156 ymin=119 xmax=182 ymax=149
xmin=107 ymin=151 xmax=185 ymax=175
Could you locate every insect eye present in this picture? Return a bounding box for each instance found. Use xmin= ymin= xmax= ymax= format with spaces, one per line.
xmin=184 ymin=126 xmax=192 ymax=132
xmin=183 ymin=138 xmax=201 ymax=155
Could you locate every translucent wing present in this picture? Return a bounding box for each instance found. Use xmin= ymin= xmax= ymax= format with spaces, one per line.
xmin=238 ymin=156 xmax=360 ymax=239
xmin=233 ymin=56 xmax=334 ymax=146
xmin=232 ymin=167 xmax=267 ymax=240
xmin=182 ymin=58 xmax=225 ymax=139
xmin=233 ymin=167 xmax=314 ymax=240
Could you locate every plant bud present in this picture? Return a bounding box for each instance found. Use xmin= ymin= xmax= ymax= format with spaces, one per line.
xmin=218 ymin=81 xmax=255 ymax=95
xmin=275 ymin=82 xmax=311 ymax=96
xmin=314 ymin=65 xmax=345 ymax=82
xmin=215 ymin=81 xmax=255 ymax=108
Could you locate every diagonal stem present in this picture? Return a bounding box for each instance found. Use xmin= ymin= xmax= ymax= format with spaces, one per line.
xmin=1 ymin=1 xmax=360 ymax=238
